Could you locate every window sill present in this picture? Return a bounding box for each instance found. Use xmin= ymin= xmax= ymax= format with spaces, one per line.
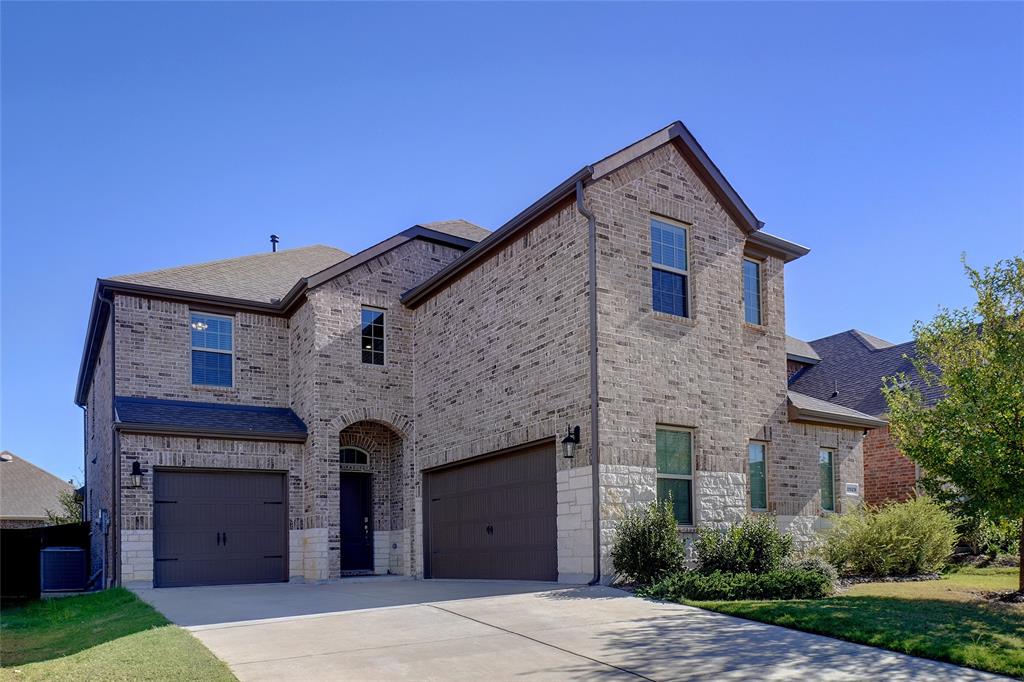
xmin=651 ymin=312 xmax=697 ymax=326
xmin=191 ymin=384 xmax=238 ymax=393
xmin=743 ymin=322 xmax=768 ymax=333
xmin=675 ymin=525 xmax=697 ymax=533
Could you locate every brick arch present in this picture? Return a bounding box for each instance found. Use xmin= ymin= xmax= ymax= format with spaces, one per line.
xmin=329 ymin=409 xmax=411 ymax=441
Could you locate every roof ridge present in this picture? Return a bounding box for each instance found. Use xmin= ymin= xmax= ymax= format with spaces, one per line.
xmin=107 ymin=244 xmax=348 ymax=281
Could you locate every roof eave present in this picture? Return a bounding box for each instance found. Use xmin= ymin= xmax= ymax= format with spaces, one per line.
xmin=787 ymin=403 xmax=887 ymax=429
xmin=114 ymin=422 xmax=308 ymax=443
xmin=747 ymin=231 xmax=811 ymax=263
xmin=786 ymin=353 xmax=821 ymax=365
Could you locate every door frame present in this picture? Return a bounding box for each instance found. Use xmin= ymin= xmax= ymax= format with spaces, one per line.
xmin=421 ymin=436 xmax=555 ymax=580
xmin=152 ymin=466 xmax=290 ymax=587
xmin=339 ymin=470 xmax=374 ymax=573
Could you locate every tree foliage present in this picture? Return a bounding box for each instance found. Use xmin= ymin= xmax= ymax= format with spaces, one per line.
xmin=882 ymin=255 xmax=1024 ymax=589
xmin=45 ymin=487 xmax=83 ymax=526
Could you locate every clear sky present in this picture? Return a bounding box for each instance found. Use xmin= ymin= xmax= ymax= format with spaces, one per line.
xmin=2 ymin=2 xmax=1022 ymax=482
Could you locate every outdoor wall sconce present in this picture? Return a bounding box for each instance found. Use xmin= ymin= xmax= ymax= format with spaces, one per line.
xmin=561 ymin=425 xmax=581 ymax=459
xmin=130 ymin=461 xmax=144 ymax=488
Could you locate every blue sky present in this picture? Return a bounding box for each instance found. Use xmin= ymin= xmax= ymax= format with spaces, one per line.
xmin=3 ymin=2 xmax=1022 ymax=481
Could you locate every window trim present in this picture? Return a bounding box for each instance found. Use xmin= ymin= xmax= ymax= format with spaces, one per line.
xmin=189 ymin=311 xmax=235 ymax=388
xmin=748 ymin=440 xmax=768 ymax=512
xmin=742 ymin=256 xmax=763 ymax=326
xmin=360 ymin=306 xmax=386 ymax=366
xmin=650 ymin=215 xmax=692 ymax=319
xmin=819 ymin=447 xmax=836 ymax=513
xmin=655 ymin=424 xmax=696 ymax=527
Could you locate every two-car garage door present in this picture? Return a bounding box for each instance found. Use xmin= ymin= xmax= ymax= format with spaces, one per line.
xmin=153 ymin=470 xmax=288 ymax=588
xmin=424 ymin=443 xmax=557 ymax=581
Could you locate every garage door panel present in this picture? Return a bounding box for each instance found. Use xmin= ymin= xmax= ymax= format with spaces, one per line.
xmin=154 ymin=470 xmax=287 ymax=588
xmin=426 ymin=443 xmax=556 ymax=581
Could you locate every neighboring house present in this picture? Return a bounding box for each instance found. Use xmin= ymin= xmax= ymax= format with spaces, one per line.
xmin=0 ymin=451 xmax=74 ymax=529
xmin=787 ymin=330 xmax=944 ymax=506
xmin=75 ymin=121 xmax=885 ymax=589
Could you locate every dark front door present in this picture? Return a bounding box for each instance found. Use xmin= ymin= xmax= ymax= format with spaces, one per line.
xmin=153 ymin=469 xmax=287 ymax=588
xmin=339 ymin=472 xmax=373 ymax=572
xmin=424 ymin=442 xmax=557 ymax=581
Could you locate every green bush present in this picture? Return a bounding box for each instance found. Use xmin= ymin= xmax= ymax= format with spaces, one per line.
xmin=694 ymin=515 xmax=793 ymax=574
xmin=957 ymin=514 xmax=1020 ymax=557
xmin=784 ymin=555 xmax=839 ymax=584
xmin=822 ymin=496 xmax=957 ymax=577
xmin=611 ymin=498 xmax=685 ymax=586
xmin=640 ymin=567 xmax=834 ymax=602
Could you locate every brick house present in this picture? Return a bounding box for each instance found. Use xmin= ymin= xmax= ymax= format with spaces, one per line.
xmin=787 ymin=330 xmax=944 ymax=507
xmin=76 ymin=122 xmax=885 ymax=589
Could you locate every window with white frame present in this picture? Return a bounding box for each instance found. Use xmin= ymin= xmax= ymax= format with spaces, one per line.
xmin=361 ymin=307 xmax=385 ymax=365
xmin=656 ymin=426 xmax=694 ymax=525
xmin=190 ymin=312 xmax=233 ymax=387
xmin=651 ymin=218 xmax=689 ymax=317
xmin=820 ymin=448 xmax=835 ymax=512
xmin=743 ymin=258 xmax=762 ymax=325
xmin=748 ymin=442 xmax=767 ymax=511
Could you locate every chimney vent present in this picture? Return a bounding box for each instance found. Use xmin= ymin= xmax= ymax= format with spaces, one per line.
xmin=270 ymin=234 xmax=280 ymax=252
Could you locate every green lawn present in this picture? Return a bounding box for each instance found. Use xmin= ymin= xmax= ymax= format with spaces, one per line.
xmin=688 ymin=567 xmax=1024 ymax=678
xmin=0 ymin=588 xmax=235 ymax=681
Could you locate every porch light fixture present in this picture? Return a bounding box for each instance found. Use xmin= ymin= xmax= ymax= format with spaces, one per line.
xmin=561 ymin=425 xmax=581 ymax=459
xmin=130 ymin=461 xmax=144 ymax=488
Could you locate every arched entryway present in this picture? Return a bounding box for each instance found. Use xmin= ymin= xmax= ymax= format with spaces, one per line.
xmin=335 ymin=420 xmax=409 ymax=576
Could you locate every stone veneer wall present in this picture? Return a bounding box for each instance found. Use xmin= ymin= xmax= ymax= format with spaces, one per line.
xmin=412 ymin=198 xmax=592 ymax=579
xmin=114 ymin=294 xmax=290 ymax=406
xmin=116 ymin=433 xmax=305 ymax=584
xmin=586 ymin=143 xmax=791 ymax=575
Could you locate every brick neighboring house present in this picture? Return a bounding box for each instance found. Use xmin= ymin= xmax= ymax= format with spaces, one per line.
xmin=787 ymin=330 xmax=944 ymax=507
xmin=0 ymin=451 xmax=74 ymax=529
xmin=76 ymin=121 xmax=886 ymax=589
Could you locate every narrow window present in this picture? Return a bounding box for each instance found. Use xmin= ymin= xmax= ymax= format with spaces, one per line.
xmin=743 ymin=258 xmax=762 ymax=325
xmin=651 ymin=218 xmax=689 ymax=317
xmin=656 ymin=427 xmax=693 ymax=525
xmin=190 ymin=312 xmax=233 ymax=387
xmin=361 ymin=307 xmax=385 ymax=365
xmin=748 ymin=442 xmax=767 ymax=511
xmin=820 ymin=448 xmax=835 ymax=512
xmin=340 ymin=447 xmax=369 ymax=465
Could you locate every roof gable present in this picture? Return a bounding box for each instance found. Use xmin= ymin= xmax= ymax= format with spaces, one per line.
xmin=0 ymin=451 xmax=72 ymax=521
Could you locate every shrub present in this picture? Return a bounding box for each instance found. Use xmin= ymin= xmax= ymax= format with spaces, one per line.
xmin=822 ymin=496 xmax=957 ymax=577
xmin=694 ymin=515 xmax=793 ymax=574
xmin=640 ymin=567 xmax=834 ymax=602
xmin=784 ymin=555 xmax=839 ymax=585
xmin=611 ymin=498 xmax=685 ymax=586
xmin=957 ymin=514 xmax=1021 ymax=557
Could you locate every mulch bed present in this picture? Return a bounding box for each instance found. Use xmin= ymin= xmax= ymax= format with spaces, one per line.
xmin=837 ymin=573 xmax=942 ymax=588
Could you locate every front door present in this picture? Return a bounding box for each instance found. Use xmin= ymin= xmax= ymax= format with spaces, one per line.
xmin=339 ymin=472 xmax=373 ymax=572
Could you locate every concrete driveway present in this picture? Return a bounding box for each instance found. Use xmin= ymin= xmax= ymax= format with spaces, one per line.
xmin=133 ymin=579 xmax=1003 ymax=681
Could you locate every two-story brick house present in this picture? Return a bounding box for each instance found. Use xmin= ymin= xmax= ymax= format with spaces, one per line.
xmin=76 ymin=122 xmax=885 ymax=589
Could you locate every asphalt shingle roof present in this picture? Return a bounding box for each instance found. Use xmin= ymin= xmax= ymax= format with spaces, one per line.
xmin=0 ymin=451 xmax=73 ymax=521
xmin=114 ymin=397 xmax=307 ymax=440
xmin=788 ymin=390 xmax=886 ymax=426
xmin=107 ymin=244 xmax=350 ymax=304
xmin=419 ymin=219 xmax=490 ymax=242
xmin=788 ymin=330 xmax=945 ymax=418
xmin=786 ymin=335 xmax=820 ymax=362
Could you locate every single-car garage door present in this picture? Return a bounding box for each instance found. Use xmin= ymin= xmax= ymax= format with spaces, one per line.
xmin=153 ymin=469 xmax=288 ymax=588
xmin=424 ymin=442 xmax=556 ymax=581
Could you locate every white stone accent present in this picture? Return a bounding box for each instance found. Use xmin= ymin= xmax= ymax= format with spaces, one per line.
xmin=557 ymin=466 xmax=594 ymax=583
xmin=778 ymin=514 xmax=831 ymax=549
xmin=695 ymin=471 xmax=748 ymax=528
xmin=289 ymin=529 xmax=305 ymax=581
xmin=302 ymin=527 xmax=329 ymax=582
xmin=597 ymin=464 xmax=657 ymax=583
xmin=120 ymin=529 xmax=153 ymax=585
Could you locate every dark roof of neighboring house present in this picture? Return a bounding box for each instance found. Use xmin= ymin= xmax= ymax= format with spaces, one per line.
xmin=0 ymin=451 xmax=73 ymax=521
xmin=786 ymin=335 xmax=820 ymax=364
xmin=788 ymin=329 xmax=945 ymax=418
xmin=114 ymin=397 xmax=308 ymax=442
xmin=787 ymin=390 xmax=887 ymax=429
xmin=108 ymin=245 xmax=350 ymax=304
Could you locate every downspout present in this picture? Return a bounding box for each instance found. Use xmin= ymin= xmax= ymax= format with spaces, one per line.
xmin=576 ymin=177 xmax=602 ymax=586
xmin=96 ymin=289 xmax=118 ymax=588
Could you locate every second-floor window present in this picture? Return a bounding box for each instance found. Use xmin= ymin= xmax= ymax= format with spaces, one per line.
xmin=820 ymin=448 xmax=835 ymax=512
xmin=361 ymin=307 xmax=385 ymax=365
xmin=651 ymin=218 xmax=689 ymax=317
xmin=190 ymin=312 xmax=233 ymax=387
xmin=743 ymin=258 xmax=762 ymax=325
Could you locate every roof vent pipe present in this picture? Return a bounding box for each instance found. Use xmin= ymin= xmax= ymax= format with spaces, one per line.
xmin=831 ymin=380 xmax=839 ymax=399
xmin=270 ymin=234 xmax=280 ymax=252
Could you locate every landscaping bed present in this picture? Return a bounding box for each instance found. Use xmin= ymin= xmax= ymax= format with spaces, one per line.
xmin=0 ymin=588 xmax=235 ymax=681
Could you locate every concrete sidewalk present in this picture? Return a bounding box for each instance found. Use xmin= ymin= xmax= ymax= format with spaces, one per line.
xmin=134 ymin=580 xmax=1006 ymax=681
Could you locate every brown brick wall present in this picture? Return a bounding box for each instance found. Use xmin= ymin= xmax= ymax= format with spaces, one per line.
xmin=863 ymin=425 xmax=917 ymax=506
xmin=85 ymin=314 xmax=114 ymax=584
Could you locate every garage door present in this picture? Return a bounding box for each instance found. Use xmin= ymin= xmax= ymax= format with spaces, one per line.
xmin=424 ymin=442 xmax=556 ymax=581
xmin=153 ymin=469 xmax=287 ymax=588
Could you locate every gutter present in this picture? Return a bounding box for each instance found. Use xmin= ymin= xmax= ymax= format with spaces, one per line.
xmin=576 ymin=177 xmax=602 ymax=587
xmin=113 ymin=422 xmax=308 ymax=443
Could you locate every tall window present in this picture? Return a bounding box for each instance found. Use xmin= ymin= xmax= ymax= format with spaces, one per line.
xmin=743 ymin=258 xmax=762 ymax=325
xmin=820 ymin=448 xmax=835 ymax=512
xmin=748 ymin=442 xmax=767 ymax=511
xmin=190 ymin=312 xmax=233 ymax=387
xmin=656 ymin=427 xmax=693 ymax=525
xmin=651 ymin=218 xmax=689 ymax=317
xmin=361 ymin=307 xmax=385 ymax=365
